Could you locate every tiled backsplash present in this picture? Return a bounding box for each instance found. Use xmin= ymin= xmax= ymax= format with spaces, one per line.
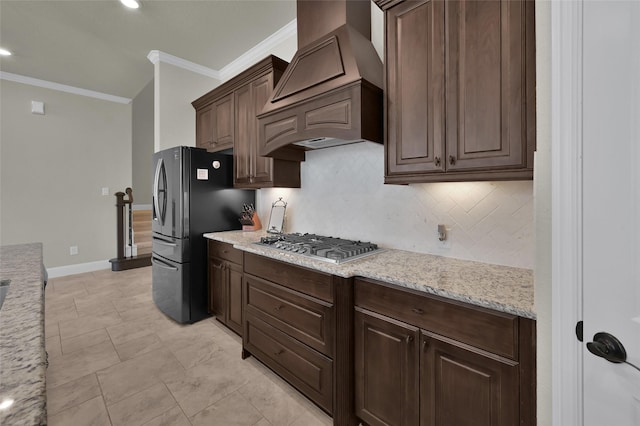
xmin=258 ymin=142 xmax=533 ymax=269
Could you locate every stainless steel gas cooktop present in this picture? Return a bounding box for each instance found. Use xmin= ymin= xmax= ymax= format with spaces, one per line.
xmin=256 ymin=233 xmax=382 ymax=264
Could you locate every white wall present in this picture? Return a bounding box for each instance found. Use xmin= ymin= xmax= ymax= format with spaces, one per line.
xmin=534 ymin=1 xmax=552 ymax=424
xmin=259 ymin=143 xmax=534 ymax=269
xmin=154 ymin=62 xmax=220 ymax=152
xmin=0 ymin=80 xmax=132 ymax=268
xmin=132 ymin=79 xmax=154 ymax=205
xmin=266 ymin=36 xmax=297 ymax=63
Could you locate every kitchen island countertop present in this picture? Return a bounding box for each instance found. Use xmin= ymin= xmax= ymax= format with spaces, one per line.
xmin=204 ymin=231 xmax=535 ymax=319
xmin=0 ymin=243 xmax=47 ymax=426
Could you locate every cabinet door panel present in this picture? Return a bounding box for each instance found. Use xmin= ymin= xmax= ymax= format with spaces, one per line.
xmin=386 ymin=0 xmax=445 ymax=176
xmin=445 ymin=0 xmax=525 ymax=170
xmin=421 ymin=331 xmax=518 ymax=426
xmin=234 ymin=84 xmax=252 ymax=185
xmin=245 ymin=274 xmax=334 ymax=357
xmin=208 ymin=257 xmax=225 ymax=318
xmin=245 ymin=315 xmax=333 ymax=413
xmin=214 ymin=94 xmax=234 ymax=150
xmin=226 ymin=262 xmax=243 ymax=335
xmin=251 ymin=74 xmax=274 ymax=184
xmin=196 ymin=104 xmax=214 ymax=150
xmin=355 ymin=308 xmax=420 ymax=426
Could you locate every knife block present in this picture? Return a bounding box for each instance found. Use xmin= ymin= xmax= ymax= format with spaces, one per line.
xmin=242 ymin=212 xmax=262 ymax=231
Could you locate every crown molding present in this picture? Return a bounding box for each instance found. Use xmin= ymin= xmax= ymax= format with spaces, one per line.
xmin=0 ymin=20 xmax=297 ymax=105
xmin=147 ymin=50 xmax=221 ymax=80
xmin=219 ymin=19 xmax=297 ymax=81
xmin=0 ymin=71 xmax=132 ymax=104
xmin=146 ymin=19 xmax=296 ymax=82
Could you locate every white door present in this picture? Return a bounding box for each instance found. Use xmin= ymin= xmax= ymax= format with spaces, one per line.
xmin=582 ymin=1 xmax=640 ymax=424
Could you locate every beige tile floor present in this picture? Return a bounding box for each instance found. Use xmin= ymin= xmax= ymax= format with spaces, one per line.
xmin=45 ymin=267 xmax=333 ymax=426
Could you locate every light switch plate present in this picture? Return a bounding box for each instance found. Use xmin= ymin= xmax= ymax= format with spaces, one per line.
xmin=31 ymin=101 xmax=45 ymax=115
xmin=102 ymin=187 xmax=109 ymax=196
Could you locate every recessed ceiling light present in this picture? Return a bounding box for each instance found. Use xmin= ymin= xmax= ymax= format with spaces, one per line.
xmin=120 ymin=0 xmax=139 ymax=9
xmin=0 ymin=48 xmax=12 ymax=56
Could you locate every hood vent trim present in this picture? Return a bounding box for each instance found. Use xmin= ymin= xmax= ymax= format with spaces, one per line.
xmin=258 ymin=0 xmax=383 ymax=160
xmin=271 ymin=36 xmax=346 ymax=102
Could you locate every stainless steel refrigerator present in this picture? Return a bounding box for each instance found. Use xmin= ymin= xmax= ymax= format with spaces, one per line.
xmin=151 ymin=146 xmax=254 ymax=323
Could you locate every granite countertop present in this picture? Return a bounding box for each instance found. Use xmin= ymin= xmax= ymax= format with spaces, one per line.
xmin=204 ymin=230 xmax=535 ymax=319
xmin=0 ymin=243 xmax=47 ymax=425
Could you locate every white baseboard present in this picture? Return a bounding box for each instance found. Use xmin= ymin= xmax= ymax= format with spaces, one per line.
xmin=47 ymin=260 xmax=111 ymax=278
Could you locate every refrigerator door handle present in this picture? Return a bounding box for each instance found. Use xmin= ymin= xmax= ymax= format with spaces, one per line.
xmin=153 ymin=158 xmax=166 ymax=225
xmin=151 ymin=255 xmax=178 ymax=271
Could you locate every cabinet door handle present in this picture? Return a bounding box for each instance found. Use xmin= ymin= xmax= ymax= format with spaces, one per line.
xmin=434 ymin=157 xmax=441 ymax=166
xmin=274 ymin=349 xmax=285 ymax=356
xmin=274 ymin=305 xmax=284 ymax=311
xmin=406 ymin=335 xmax=414 ymax=344
xmin=411 ymin=308 xmax=424 ymax=315
xmin=449 ymin=155 xmax=456 ymax=165
xmin=423 ymin=339 xmax=429 ymax=350
xmin=213 ymin=263 xmax=224 ymax=270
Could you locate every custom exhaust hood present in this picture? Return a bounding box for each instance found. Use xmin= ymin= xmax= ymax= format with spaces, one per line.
xmin=257 ymin=0 xmax=383 ymax=160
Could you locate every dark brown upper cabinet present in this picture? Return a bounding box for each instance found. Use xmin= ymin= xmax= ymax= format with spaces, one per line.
xmin=195 ymin=93 xmax=234 ymax=152
xmin=193 ymin=56 xmax=301 ymax=189
xmin=376 ymin=0 xmax=536 ymax=183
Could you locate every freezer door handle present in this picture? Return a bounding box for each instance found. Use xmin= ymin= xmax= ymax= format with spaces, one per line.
xmin=153 ymin=237 xmax=177 ymax=247
xmin=151 ymin=255 xmax=178 ymax=271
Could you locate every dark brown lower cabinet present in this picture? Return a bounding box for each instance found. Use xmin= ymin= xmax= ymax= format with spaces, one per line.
xmin=354 ymin=277 xmax=535 ymax=426
xmin=421 ymin=331 xmax=518 ymax=426
xmin=224 ymin=262 xmax=243 ymax=333
xmin=242 ymin=253 xmax=356 ymax=426
xmin=355 ymin=309 xmax=419 ymax=426
xmin=208 ymin=257 xmax=225 ymax=317
xmin=208 ymin=240 xmax=244 ymax=335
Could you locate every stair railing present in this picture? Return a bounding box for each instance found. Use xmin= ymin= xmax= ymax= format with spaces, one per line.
xmin=114 ymin=187 xmax=133 ymax=259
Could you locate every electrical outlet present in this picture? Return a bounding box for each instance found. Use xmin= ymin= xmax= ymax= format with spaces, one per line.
xmin=438 ymin=226 xmax=452 ymax=249
xmin=70 ymin=245 xmax=78 ymax=255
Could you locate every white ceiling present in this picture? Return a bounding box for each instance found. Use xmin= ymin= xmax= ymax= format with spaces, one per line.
xmin=0 ymin=0 xmax=296 ymax=99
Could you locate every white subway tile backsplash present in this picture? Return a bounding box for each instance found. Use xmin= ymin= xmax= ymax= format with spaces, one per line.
xmin=257 ymin=143 xmax=533 ymax=269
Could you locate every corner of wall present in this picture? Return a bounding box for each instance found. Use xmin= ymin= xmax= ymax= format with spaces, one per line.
xmin=534 ymin=0 xmax=553 ymax=424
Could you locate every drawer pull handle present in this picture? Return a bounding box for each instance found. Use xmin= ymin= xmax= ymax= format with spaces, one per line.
xmin=274 ymin=349 xmax=285 ymax=356
xmin=411 ymin=308 xmax=424 ymax=315
xmin=274 ymin=305 xmax=284 ymax=311
xmin=406 ymin=335 xmax=414 ymax=343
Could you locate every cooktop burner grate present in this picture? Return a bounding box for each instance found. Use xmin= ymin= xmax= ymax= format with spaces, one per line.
xmin=256 ymin=233 xmax=382 ymax=264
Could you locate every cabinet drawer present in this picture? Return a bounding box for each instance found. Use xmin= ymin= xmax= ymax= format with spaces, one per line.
xmin=244 ymin=253 xmax=334 ymax=302
xmin=245 ymin=315 xmax=333 ymax=413
xmin=245 ymin=274 xmax=334 ymax=357
xmin=208 ymin=240 xmax=243 ymax=264
xmin=354 ymin=278 xmax=519 ymax=360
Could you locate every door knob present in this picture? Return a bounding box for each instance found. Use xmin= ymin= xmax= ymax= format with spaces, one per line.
xmin=586 ymin=332 xmax=627 ymax=363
